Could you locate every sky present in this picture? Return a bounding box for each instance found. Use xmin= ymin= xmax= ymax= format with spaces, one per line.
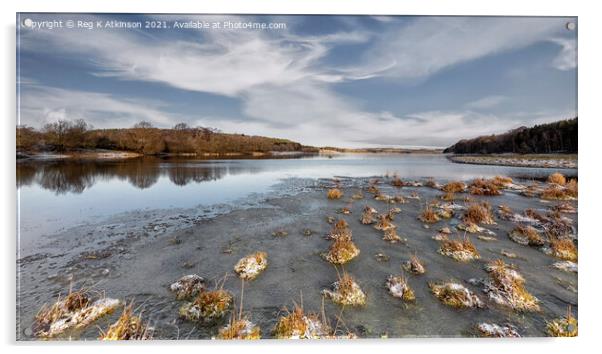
xmin=17 ymin=14 xmax=577 ymax=148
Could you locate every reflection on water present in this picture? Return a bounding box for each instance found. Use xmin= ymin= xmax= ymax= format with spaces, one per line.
xmin=17 ymin=154 xmax=577 ymax=252
xmin=17 ymin=157 xmax=256 ymax=194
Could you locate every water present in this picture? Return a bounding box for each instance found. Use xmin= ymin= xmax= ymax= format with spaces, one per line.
xmin=16 ymin=153 xmax=578 ymax=339
xmin=17 ymin=153 xmax=575 ymax=253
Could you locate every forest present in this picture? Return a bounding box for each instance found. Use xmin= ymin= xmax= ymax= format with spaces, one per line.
xmin=16 ymin=120 xmax=315 ymax=156
xmin=443 ymin=118 xmax=577 ymax=154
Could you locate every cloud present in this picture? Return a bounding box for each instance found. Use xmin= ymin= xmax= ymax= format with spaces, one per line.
xmin=549 ymin=37 xmax=577 ymax=70
xmin=362 ymin=17 xmax=572 ymax=80
xmin=19 ymin=83 xmax=177 ymax=128
xmin=465 ymin=95 xmax=508 ymax=109
xmin=18 ymin=15 xmax=576 ymax=147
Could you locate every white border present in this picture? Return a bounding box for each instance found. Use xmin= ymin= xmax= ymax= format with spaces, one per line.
xmin=2 ymin=1 xmax=600 ymax=353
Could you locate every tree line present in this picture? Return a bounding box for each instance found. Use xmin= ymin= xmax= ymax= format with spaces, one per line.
xmin=17 ymin=120 xmax=314 ymax=155
xmin=443 ymin=118 xmax=577 ymax=154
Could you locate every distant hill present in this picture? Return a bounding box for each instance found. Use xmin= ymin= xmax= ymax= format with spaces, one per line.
xmin=443 ymin=118 xmax=577 ymax=154
xmin=16 ymin=120 xmax=317 ymax=156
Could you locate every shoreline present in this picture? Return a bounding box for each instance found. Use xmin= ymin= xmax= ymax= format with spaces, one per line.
xmin=447 ymin=154 xmax=577 ymax=169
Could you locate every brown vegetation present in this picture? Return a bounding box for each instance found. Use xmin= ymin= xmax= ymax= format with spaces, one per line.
xmin=418 ymin=204 xmax=440 ymax=223
xmin=327 ymin=188 xmax=343 ymax=200
xmin=508 ymin=225 xmax=544 ymax=246
xmin=17 ymin=120 xmax=313 ymax=155
xmin=463 ymin=202 xmax=495 ymax=225
xmin=483 ymin=259 xmax=540 ymax=312
xmin=441 ymin=181 xmax=466 ymax=193
xmin=548 ymin=172 xmax=567 ymax=186
xmin=99 ymin=304 xmax=153 ymax=340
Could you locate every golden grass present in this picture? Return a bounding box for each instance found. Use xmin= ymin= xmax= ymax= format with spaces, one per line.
xmin=492 ymin=176 xmax=513 ymax=186
xmin=550 ymin=238 xmax=578 ymax=262
xmin=180 ymin=288 xmax=233 ymax=322
xmin=429 ymin=281 xmax=483 ymax=308
xmin=541 ymin=185 xmax=572 ymax=200
xmin=33 ymin=288 xmax=120 ymax=338
xmin=469 ymin=178 xmax=502 ymax=196
xmin=546 ymin=306 xmax=577 ymax=337
xmin=508 ymin=224 xmax=544 ymax=246
xmin=322 ymin=271 xmax=366 ymax=306
xmin=441 ymin=181 xmax=466 ymax=193
xmin=438 ymin=236 xmax=480 ymax=262
xmin=566 ymin=179 xmax=578 ymax=197
xmin=234 ymin=252 xmax=268 ymax=280
xmin=374 ymin=214 xmax=395 ymax=230
xmin=99 ymin=304 xmax=152 ymax=340
xmin=548 ymin=172 xmax=567 ymax=186
xmin=323 ymin=235 xmax=360 ymax=264
xmin=327 ymin=188 xmax=343 ymax=200
xmin=218 ymin=318 xmax=261 ymax=340
xmin=328 ymin=219 xmax=352 ymax=240
xmin=463 ymin=202 xmax=495 ymax=225
xmin=418 ymin=204 xmax=440 ymax=223
xmin=273 ymin=305 xmax=309 ymax=339
xmin=484 ymin=259 xmax=540 ymax=312
xmin=33 ymin=289 xmax=90 ymax=337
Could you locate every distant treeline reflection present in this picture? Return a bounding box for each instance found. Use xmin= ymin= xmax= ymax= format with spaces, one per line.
xmin=17 ymin=157 xmax=263 ymax=194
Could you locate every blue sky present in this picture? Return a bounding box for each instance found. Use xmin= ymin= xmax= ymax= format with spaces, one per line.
xmin=17 ymin=14 xmax=577 ymax=148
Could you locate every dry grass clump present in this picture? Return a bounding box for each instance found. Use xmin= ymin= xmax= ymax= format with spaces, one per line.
xmin=541 ymin=185 xmax=572 ymax=200
xmin=463 ymin=202 xmax=495 ymax=225
xmin=386 ymin=275 xmax=415 ymax=302
xmin=565 ymin=179 xmax=578 ymax=197
xmin=438 ymin=236 xmax=480 ymax=262
xmin=391 ymin=177 xmax=404 ymax=187
xmin=170 ymin=274 xmax=206 ymax=300
xmin=483 ymin=259 xmax=540 ymax=312
xmin=548 ymin=172 xmax=567 ymax=186
xmin=218 ymin=318 xmax=261 ymax=340
xmin=419 ymin=204 xmax=440 ymax=223
xmin=402 ymin=255 xmax=426 ymax=275
xmin=234 ymin=252 xmax=268 ymax=280
xmin=33 ymin=288 xmax=120 ymax=338
xmin=323 ymin=235 xmax=360 ymax=264
xmin=360 ymin=205 xmax=377 ymax=225
xmin=272 ymin=229 xmax=288 ymax=237
xmin=469 ymin=178 xmax=502 ymax=196
xmin=429 ymin=281 xmax=483 ymax=308
xmin=508 ymin=225 xmax=544 ymax=246
xmin=546 ymin=306 xmax=577 ymax=337
xmin=327 ymin=188 xmax=343 ymax=200
xmin=327 ymin=219 xmax=352 ymax=240
xmin=492 ymin=176 xmax=513 ymax=186
xmin=322 ymin=271 xmax=366 ymax=306
xmin=550 ymin=238 xmax=578 ymax=261
xmin=497 ymin=204 xmax=513 ymax=220
xmin=179 ymin=287 xmax=233 ymax=322
xmin=273 ymin=305 xmax=331 ymax=339
xmin=374 ymin=214 xmax=395 ymax=230
xmin=382 ymin=228 xmax=402 ymax=243
xmin=99 ymin=304 xmax=153 ymax=340
xmin=442 ymin=181 xmax=466 ymax=193
xmin=477 ymin=323 xmax=520 ymax=338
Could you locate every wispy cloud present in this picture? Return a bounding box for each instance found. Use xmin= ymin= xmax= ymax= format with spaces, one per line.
xmin=465 ymin=95 xmax=508 ymax=109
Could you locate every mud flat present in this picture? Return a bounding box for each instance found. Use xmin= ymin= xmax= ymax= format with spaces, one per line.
xmin=17 ymin=175 xmax=577 ymax=340
xmin=447 ymin=154 xmax=577 ymax=169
